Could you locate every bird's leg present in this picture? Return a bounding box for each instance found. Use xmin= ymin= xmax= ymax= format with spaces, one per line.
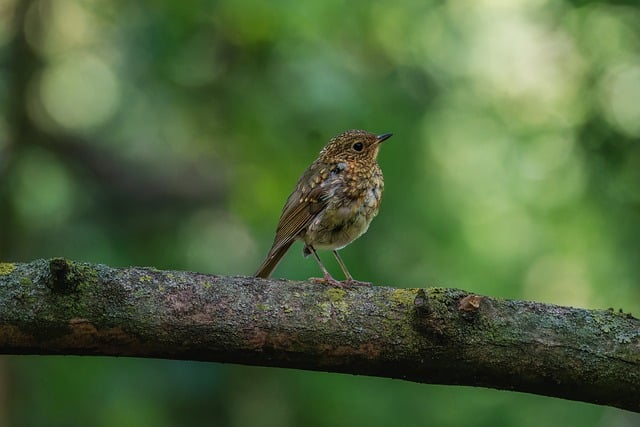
xmin=306 ymin=245 xmax=344 ymax=287
xmin=332 ymin=250 xmax=372 ymax=287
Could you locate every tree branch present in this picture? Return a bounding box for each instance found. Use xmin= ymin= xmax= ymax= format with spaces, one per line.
xmin=0 ymin=259 xmax=638 ymax=412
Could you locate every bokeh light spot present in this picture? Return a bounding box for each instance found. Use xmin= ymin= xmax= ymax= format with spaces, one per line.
xmin=181 ymin=211 xmax=257 ymax=275
xmin=599 ymin=63 xmax=640 ymax=137
xmin=39 ymin=53 xmax=121 ymax=131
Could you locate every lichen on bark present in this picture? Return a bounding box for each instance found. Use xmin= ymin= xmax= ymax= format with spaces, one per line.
xmin=0 ymin=258 xmax=638 ymax=412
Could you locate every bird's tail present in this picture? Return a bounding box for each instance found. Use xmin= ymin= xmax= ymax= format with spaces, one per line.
xmin=255 ymin=240 xmax=295 ymax=278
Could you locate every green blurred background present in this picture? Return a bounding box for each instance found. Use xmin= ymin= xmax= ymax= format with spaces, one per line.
xmin=1 ymin=0 xmax=639 ymax=425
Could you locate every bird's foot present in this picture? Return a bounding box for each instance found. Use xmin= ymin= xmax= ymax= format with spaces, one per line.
xmin=344 ymin=278 xmax=372 ymax=287
xmin=312 ymin=275 xmax=346 ymax=287
xmin=311 ymin=276 xmax=372 ymax=288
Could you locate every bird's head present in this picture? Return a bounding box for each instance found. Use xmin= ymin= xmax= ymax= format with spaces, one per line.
xmin=319 ymin=129 xmax=392 ymax=165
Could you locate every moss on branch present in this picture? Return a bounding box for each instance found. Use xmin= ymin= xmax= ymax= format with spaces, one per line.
xmin=0 ymin=258 xmax=638 ymax=412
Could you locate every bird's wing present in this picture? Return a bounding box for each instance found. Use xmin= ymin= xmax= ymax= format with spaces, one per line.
xmin=270 ymin=163 xmax=334 ymax=253
xmin=255 ymin=161 xmax=343 ymax=278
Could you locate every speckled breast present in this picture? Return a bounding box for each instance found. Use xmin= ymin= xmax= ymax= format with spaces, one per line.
xmin=304 ymin=168 xmax=383 ymax=251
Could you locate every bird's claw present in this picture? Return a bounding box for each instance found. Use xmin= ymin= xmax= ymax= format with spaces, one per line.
xmin=344 ymin=278 xmax=372 ymax=287
xmin=312 ymin=276 xmax=345 ymax=287
xmin=311 ymin=276 xmax=372 ymax=288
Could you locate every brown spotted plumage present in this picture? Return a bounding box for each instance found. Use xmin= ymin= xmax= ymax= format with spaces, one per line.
xmin=255 ymin=129 xmax=392 ymax=287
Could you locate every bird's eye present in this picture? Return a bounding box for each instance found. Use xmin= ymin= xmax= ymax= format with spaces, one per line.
xmin=352 ymin=142 xmax=364 ymax=152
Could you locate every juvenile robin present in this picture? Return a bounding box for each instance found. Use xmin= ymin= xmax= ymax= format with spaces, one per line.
xmin=255 ymin=129 xmax=392 ymax=287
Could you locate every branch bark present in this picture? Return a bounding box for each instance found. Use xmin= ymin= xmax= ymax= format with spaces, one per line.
xmin=0 ymin=259 xmax=638 ymax=412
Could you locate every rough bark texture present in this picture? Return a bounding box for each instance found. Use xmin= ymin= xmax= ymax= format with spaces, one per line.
xmin=0 ymin=259 xmax=638 ymax=412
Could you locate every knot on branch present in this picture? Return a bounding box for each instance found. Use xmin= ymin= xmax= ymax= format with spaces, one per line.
xmin=413 ymin=288 xmax=449 ymax=338
xmin=47 ymin=258 xmax=80 ymax=294
xmin=413 ymin=289 xmax=487 ymax=337
xmin=458 ymin=294 xmax=484 ymax=321
xmin=413 ymin=289 xmax=431 ymax=315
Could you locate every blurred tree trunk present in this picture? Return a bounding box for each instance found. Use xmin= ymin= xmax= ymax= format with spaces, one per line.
xmin=1 ymin=0 xmax=43 ymax=258
xmin=0 ymin=259 xmax=638 ymax=412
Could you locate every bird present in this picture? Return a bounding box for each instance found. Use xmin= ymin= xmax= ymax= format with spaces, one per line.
xmin=255 ymin=129 xmax=392 ymax=287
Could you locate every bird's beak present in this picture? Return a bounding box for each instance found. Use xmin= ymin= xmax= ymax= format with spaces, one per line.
xmin=376 ymin=133 xmax=393 ymax=143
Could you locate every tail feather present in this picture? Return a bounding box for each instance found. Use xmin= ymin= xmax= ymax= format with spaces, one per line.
xmin=255 ymin=240 xmax=295 ymax=278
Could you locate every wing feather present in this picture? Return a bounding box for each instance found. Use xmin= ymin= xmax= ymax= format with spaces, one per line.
xmin=272 ymin=166 xmax=332 ymax=252
xmin=255 ymin=162 xmax=335 ymax=277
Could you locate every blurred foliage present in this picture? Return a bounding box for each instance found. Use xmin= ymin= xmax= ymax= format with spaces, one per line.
xmin=1 ymin=0 xmax=639 ymax=425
